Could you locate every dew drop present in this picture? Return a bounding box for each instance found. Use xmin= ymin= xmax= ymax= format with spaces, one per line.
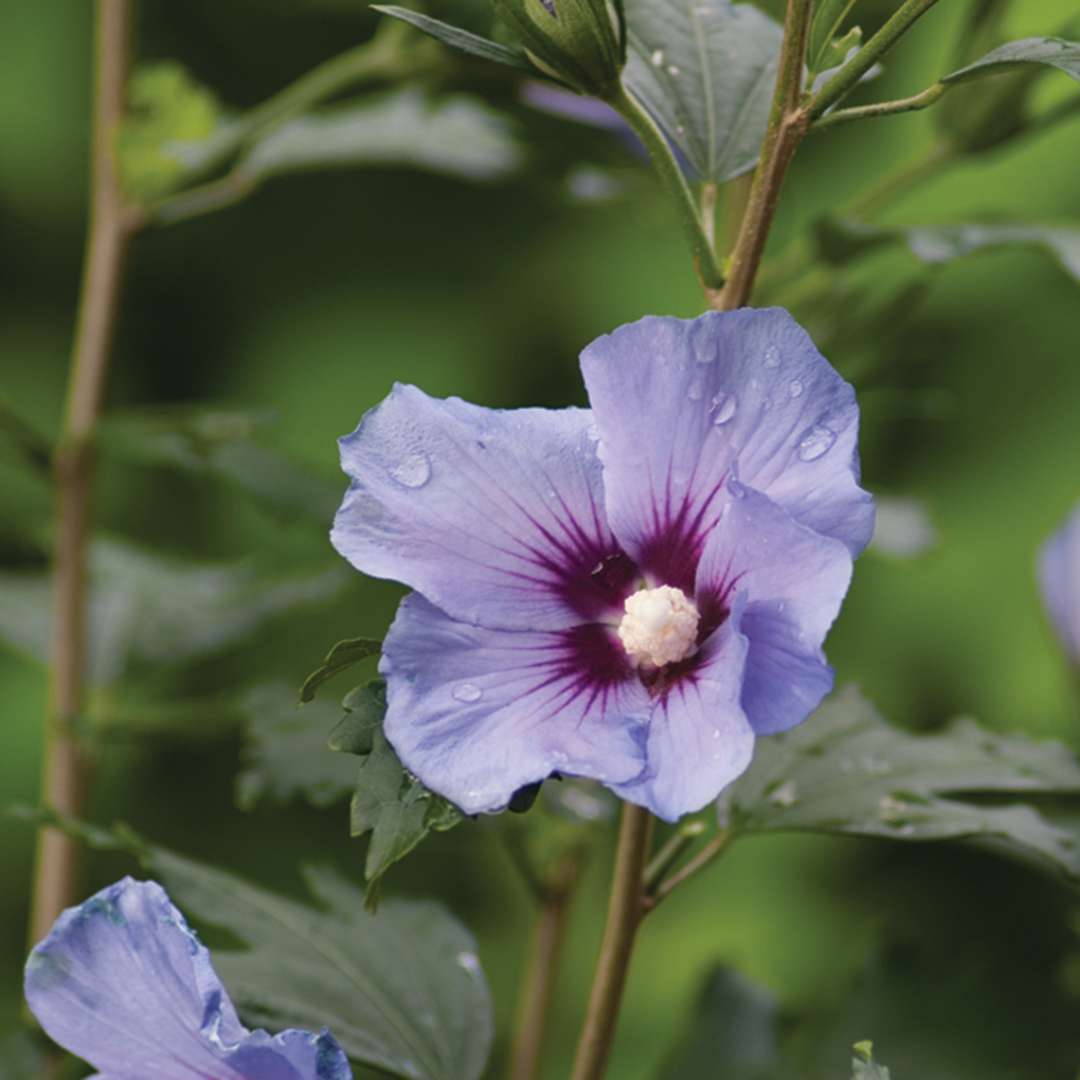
xmin=788 ymin=378 xmax=804 ymax=398
xmin=650 ymin=48 xmax=665 ymax=66
xmin=797 ymin=425 xmax=836 ymax=462
xmin=457 ymin=950 xmax=482 ymax=975
xmin=452 ymin=682 xmax=482 ymax=703
xmin=667 ymin=64 xmax=681 ymax=76
xmin=710 ymin=392 xmax=737 ymax=425
xmin=687 ymin=379 xmax=704 ymax=401
xmin=763 ymin=345 xmax=781 ymax=369
xmin=388 ymin=452 xmax=431 ymax=488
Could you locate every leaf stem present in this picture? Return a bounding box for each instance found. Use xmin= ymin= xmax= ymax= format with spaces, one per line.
xmin=509 ymin=849 xmax=584 ymax=1080
xmin=610 ymin=84 xmax=724 ymax=294
xmin=569 ymin=803 xmax=653 ymax=1080
xmin=810 ymin=81 xmax=948 ymax=133
xmin=29 ymin=0 xmax=140 ymax=948
xmin=807 ymin=0 xmax=944 ymax=121
xmin=716 ymin=0 xmax=813 ymax=310
xmin=646 ymin=829 xmax=733 ymax=909
xmin=642 ymin=820 xmax=705 ymax=893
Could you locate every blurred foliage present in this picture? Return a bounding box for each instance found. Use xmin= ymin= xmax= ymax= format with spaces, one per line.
xmin=3 ymin=0 xmax=1080 ymax=1077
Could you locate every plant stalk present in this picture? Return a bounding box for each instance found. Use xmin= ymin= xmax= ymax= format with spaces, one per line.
xmin=569 ymin=803 xmax=653 ymax=1080
xmin=807 ymin=0 xmax=944 ymax=120
xmin=509 ymin=851 xmax=583 ymax=1080
xmin=29 ymin=0 xmax=139 ymax=948
xmin=811 ymin=81 xmax=948 ymax=133
xmin=716 ymin=0 xmax=813 ymax=310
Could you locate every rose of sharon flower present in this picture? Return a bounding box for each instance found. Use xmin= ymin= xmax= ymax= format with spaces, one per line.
xmin=332 ymin=309 xmax=874 ymax=821
xmin=24 ymin=877 xmax=352 ymax=1080
xmin=1039 ymin=499 xmax=1080 ymax=664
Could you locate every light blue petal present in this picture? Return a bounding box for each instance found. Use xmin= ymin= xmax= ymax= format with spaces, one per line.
xmin=613 ymin=596 xmax=754 ymax=821
xmin=696 ymin=484 xmax=851 ymax=735
xmin=332 ymin=386 xmax=632 ymax=632
xmin=579 ymin=309 xmax=874 ymax=594
xmin=25 ymin=877 xmax=352 ymax=1080
xmin=381 ymin=592 xmax=651 ymax=814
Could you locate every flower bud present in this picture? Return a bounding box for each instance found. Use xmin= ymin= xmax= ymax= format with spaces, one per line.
xmin=493 ymin=0 xmax=625 ymax=98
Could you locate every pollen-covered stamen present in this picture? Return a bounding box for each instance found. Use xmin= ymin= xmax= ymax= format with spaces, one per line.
xmin=617 ymin=585 xmax=700 ymax=668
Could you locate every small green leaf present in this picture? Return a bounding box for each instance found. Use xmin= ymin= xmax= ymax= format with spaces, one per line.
xmin=236 ymin=685 xmax=359 ymax=810
xmin=852 ymin=1042 xmax=891 ymax=1080
xmin=241 ymin=91 xmax=523 ymax=184
xmin=372 ymin=7 xmax=533 ymax=72
xmin=621 ymin=0 xmax=783 ymax=183
xmin=97 ymin=406 xmax=341 ymax=524
xmin=300 ymin=637 xmax=381 ymax=703
xmin=725 ymin=687 xmax=1080 ymax=881
xmin=943 ymin=36 xmax=1080 ymax=86
xmin=117 ymin=62 xmax=234 ymax=200
xmin=330 ymin=680 xmax=388 ymax=755
xmin=351 ymin=728 xmax=463 ymax=906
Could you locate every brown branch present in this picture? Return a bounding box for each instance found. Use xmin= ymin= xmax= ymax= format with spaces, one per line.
xmin=29 ymin=0 xmax=139 ymax=948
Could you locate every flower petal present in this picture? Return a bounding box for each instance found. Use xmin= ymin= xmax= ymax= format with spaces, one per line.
xmin=579 ymin=309 xmax=874 ymax=592
xmin=1039 ymin=500 xmax=1080 ymax=664
xmin=381 ymin=593 xmax=651 ymax=814
xmin=332 ymin=386 xmax=637 ymax=632
xmin=612 ymin=603 xmax=754 ymax=821
xmin=24 ymin=877 xmax=351 ymax=1080
xmin=695 ymin=484 xmax=852 ymax=735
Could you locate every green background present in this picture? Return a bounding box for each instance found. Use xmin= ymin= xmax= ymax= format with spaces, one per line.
xmin=2 ymin=1 xmax=1079 ymax=1076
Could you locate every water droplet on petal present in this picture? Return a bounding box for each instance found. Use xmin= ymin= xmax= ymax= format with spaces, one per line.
xmin=650 ymin=48 xmax=665 ymax=66
xmin=710 ymin=392 xmax=737 ymax=425
xmin=452 ymin=682 xmax=482 ymax=703
xmin=687 ymin=379 xmax=704 ymax=401
xmin=797 ymin=425 xmax=836 ymax=462
xmin=763 ymin=345 xmax=780 ymax=368
xmin=788 ymin=379 xmax=804 ymax=398
xmin=388 ymin=452 xmax=431 ymax=488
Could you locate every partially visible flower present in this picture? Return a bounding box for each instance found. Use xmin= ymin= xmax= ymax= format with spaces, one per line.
xmin=1039 ymin=499 xmax=1080 ymax=664
xmin=332 ymin=309 xmax=873 ymax=821
xmin=25 ymin=877 xmax=351 ymax=1080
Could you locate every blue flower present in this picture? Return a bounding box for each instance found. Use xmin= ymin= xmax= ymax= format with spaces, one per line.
xmin=1039 ymin=499 xmax=1080 ymax=665
xmin=24 ymin=877 xmax=352 ymax=1080
xmin=332 ymin=308 xmax=873 ymax=821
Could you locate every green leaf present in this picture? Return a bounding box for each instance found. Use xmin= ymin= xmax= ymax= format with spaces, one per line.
xmin=657 ymin=966 xmax=782 ymax=1079
xmin=236 ymin=685 xmax=359 ymax=810
xmin=330 ymin=680 xmax=389 ymax=755
xmin=816 ymin=217 xmax=1080 ymax=285
xmin=31 ymin=812 xmax=494 ymax=1080
xmin=241 ymin=91 xmax=523 ymax=184
xmin=0 ymin=540 xmax=348 ymax=685
xmin=97 ymin=405 xmax=341 ymax=524
xmin=300 ymin=637 xmax=382 ymax=703
xmin=117 ymin=62 xmax=236 ymax=200
xmin=373 ymin=6 xmax=533 ymax=72
xmin=852 ymin=1042 xmax=891 ymax=1080
xmin=621 ymin=0 xmax=782 ymax=182
xmin=944 ymin=36 xmax=1080 ymax=86
xmin=351 ymin=730 xmax=463 ymax=906
xmin=724 ymin=687 xmax=1080 ymax=881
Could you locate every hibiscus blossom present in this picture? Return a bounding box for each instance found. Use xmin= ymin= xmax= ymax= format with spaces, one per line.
xmin=25 ymin=877 xmax=352 ymax=1080
xmin=332 ymin=308 xmax=873 ymax=821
